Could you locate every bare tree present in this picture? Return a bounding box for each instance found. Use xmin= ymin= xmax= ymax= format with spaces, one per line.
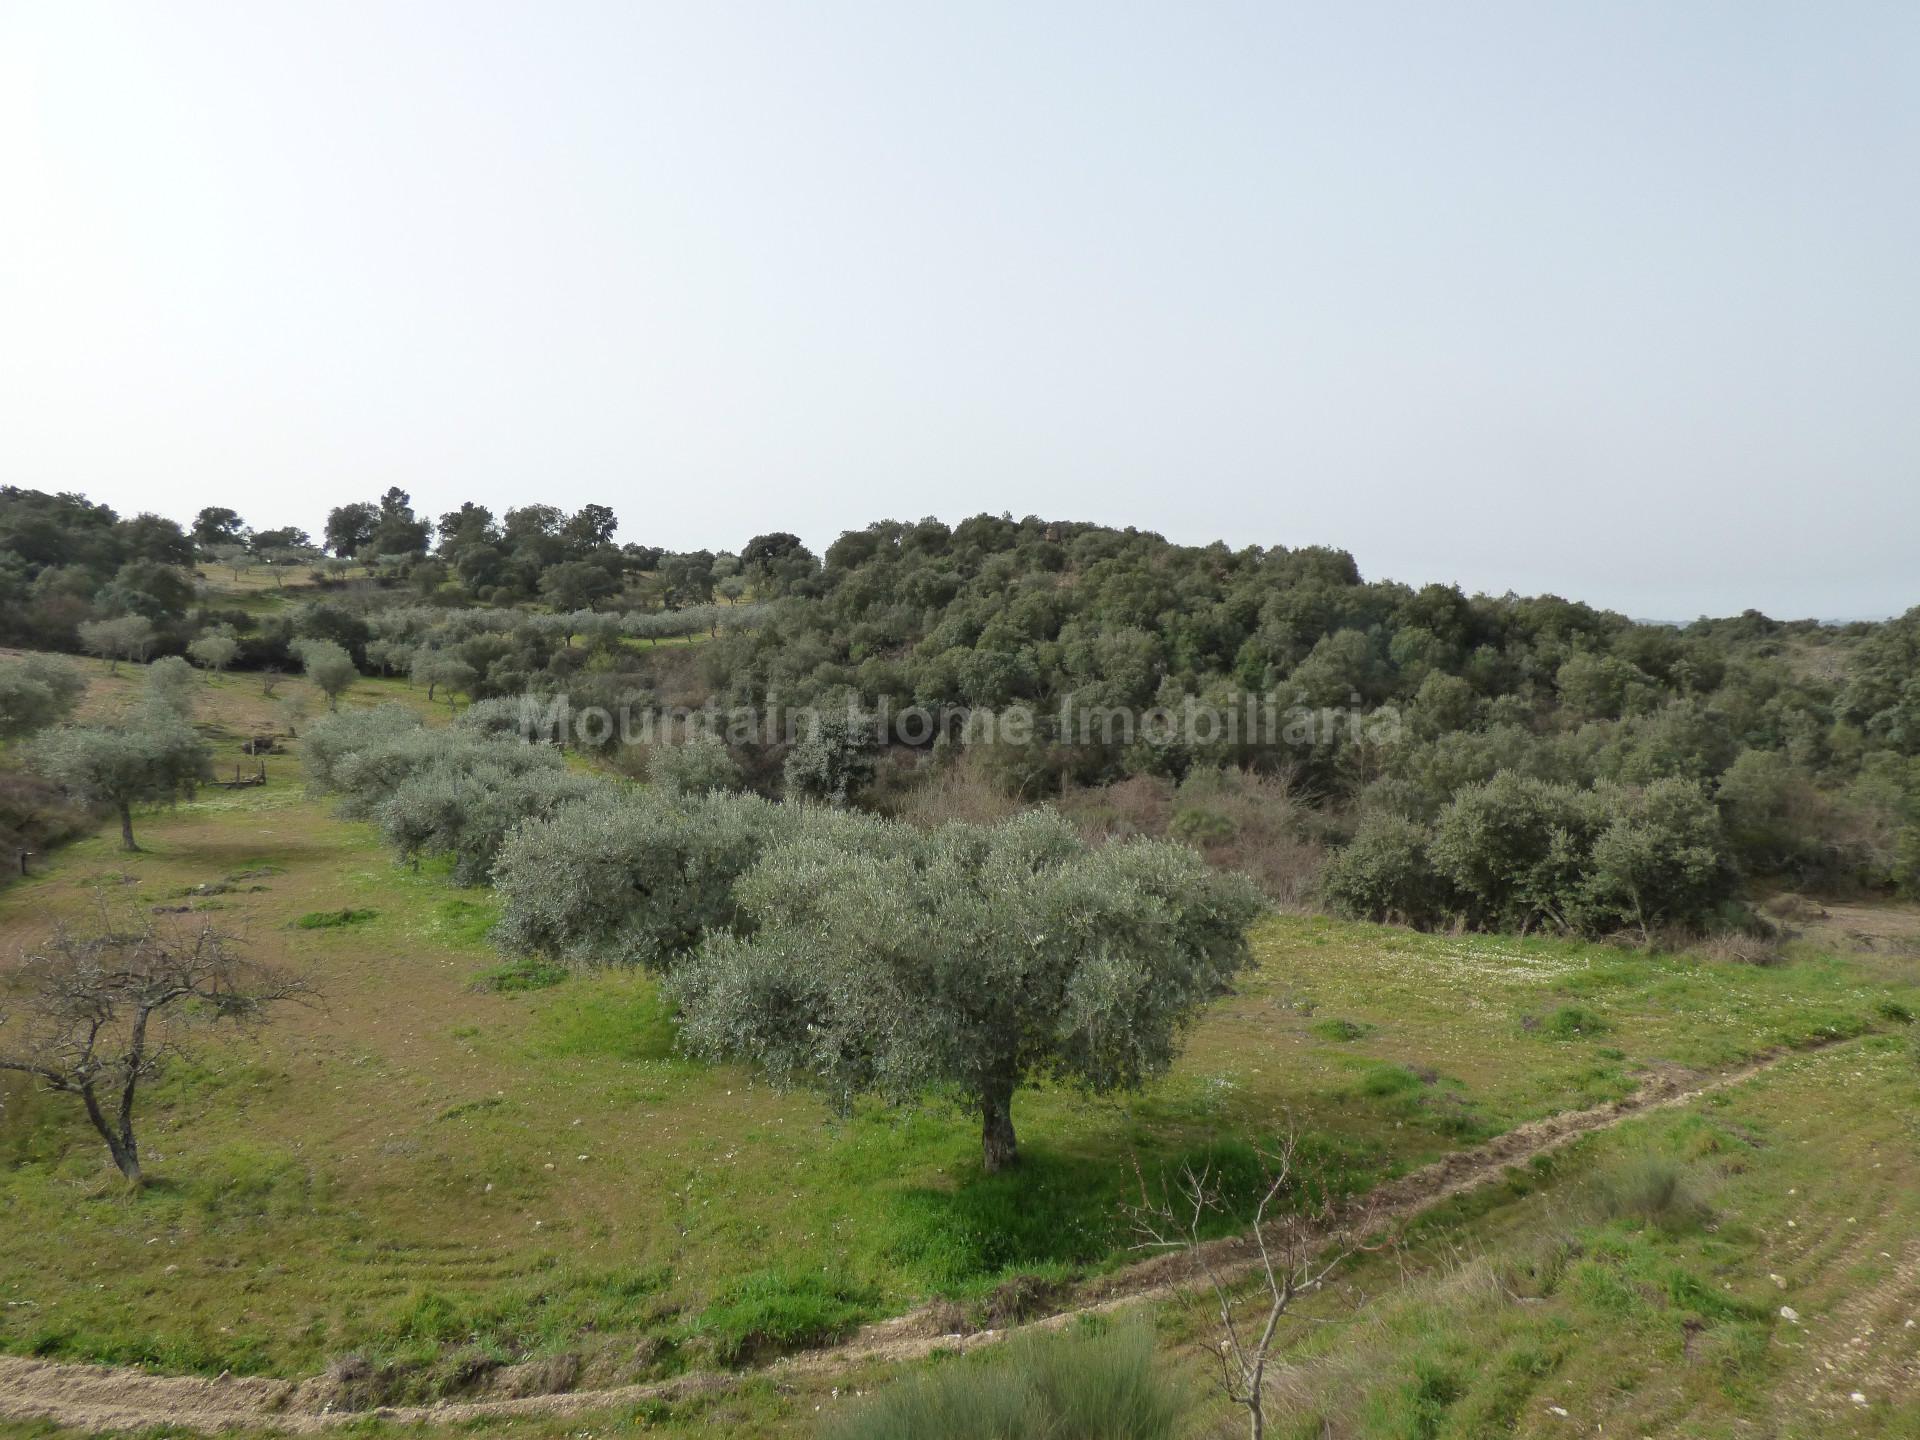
xmin=1128 ymin=1135 xmax=1385 ymax=1440
xmin=0 ymin=914 xmax=311 ymax=1184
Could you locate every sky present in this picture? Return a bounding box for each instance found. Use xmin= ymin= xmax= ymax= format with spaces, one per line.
xmin=2 ymin=2 xmax=1916 ymax=621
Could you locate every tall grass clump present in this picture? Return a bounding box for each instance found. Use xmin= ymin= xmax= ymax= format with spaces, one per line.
xmin=821 ymin=1320 xmax=1185 ymax=1440
xmin=1586 ymin=1151 xmax=1713 ymax=1234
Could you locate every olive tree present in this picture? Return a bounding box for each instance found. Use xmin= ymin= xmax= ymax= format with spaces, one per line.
xmin=302 ymin=705 xmax=424 ymax=794
xmin=454 ymin=696 xmax=543 ymax=740
xmin=77 ymin=616 xmax=156 ymax=674
xmin=0 ymin=916 xmax=308 ymax=1184
xmin=29 ymin=706 xmax=212 ymax=850
xmin=376 ymin=759 xmax=599 ymax=884
xmin=493 ymin=789 xmax=804 ymax=971
xmin=669 ymin=811 xmax=1264 ymax=1172
xmin=649 ymin=733 xmax=743 ymax=795
xmin=296 ymin=638 xmax=359 ymax=712
xmin=0 ymin=655 xmax=87 ymax=741
xmin=144 ymin=655 xmax=201 ymax=716
xmin=411 ymin=651 xmax=477 ymax=708
xmin=186 ymin=628 xmax=240 ymax=673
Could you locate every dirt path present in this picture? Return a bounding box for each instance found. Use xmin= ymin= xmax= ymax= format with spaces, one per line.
xmin=0 ymin=1038 xmax=1858 ymax=1435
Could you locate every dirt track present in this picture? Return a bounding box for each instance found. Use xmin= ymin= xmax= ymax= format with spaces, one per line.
xmin=0 ymin=1038 xmax=1856 ymax=1435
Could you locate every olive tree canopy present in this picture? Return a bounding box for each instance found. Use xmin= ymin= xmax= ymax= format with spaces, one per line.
xmin=0 ymin=655 xmax=87 ymax=741
xmin=29 ymin=705 xmax=211 ymax=850
xmin=295 ymin=638 xmax=359 ymax=711
xmin=668 ymin=811 xmax=1263 ymax=1172
xmin=77 ymin=616 xmax=155 ymax=673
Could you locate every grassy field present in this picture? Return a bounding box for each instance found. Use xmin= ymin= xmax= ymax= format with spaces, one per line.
xmin=2 ymin=657 xmax=1919 ymax=1435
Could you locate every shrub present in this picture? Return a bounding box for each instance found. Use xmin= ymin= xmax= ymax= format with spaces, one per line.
xmin=1584 ymin=779 xmax=1738 ymax=938
xmin=472 ymin=958 xmax=568 ymax=993
xmin=1320 ymin=813 xmax=1449 ymax=926
xmin=302 ymin=706 xmax=423 ymax=794
xmin=0 ymin=654 xmax=87 ymax=741
xmin=820 ymin=1320 xmax=1183 ymax=1440
xmin=143 ymin=655 xmax=199 ymax=716
xmin=1538 ymin=1005 xmax=1609 ymax=1040
xmin=1335 ymin=773 xmax=1740 ymax=938
xmin=1428 ymin=775 xmax=1604 ymax=932
xmin=783 ymin=710 xmax=877 ymax=806
xmin=377 ymin=761 xmax=597 ymax=885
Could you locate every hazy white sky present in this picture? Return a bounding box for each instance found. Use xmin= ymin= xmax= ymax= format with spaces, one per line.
xmin=2 ymin=2 xmax=1915 ymax=619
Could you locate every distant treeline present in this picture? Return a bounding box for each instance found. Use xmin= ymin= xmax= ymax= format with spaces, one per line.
xmin=4 ymin=486 xmax=1916 ymax=929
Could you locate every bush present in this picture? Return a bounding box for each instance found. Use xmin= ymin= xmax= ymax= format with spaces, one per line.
xmin=783 ymin=710 xmax=877 ymax=806
xmin=820 ymin=1320 xmax=1184 ymax=1440
xmin=1329 ymin=774 xmax=1739 ymax=938
xmin=1319 ymin=812 xmax=1450 ymax=926
xmin=1428 ymin=775 xmax=1604 ymax=932
xmin=377 ymin=761 xmax=597 ymax=885
xmin=0 ymin=654 xmax=87 ymax=741
xmin=303 ymin=706 xmax=424 ymax=795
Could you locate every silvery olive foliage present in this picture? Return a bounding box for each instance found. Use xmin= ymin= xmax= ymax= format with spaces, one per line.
xmin=302 ymin=705 xmax=425 ymax=794
xmin=411 ymin=649 xmax=479 ymax=707
xmin=0 ymin=654 xmax=87 ymax=741
xmin=454 ymin=695 xmax=543 ymax=740
xmin=76 ymin=615 xmax=155 ymax=673
xmin=143 ymin=655 xmax=200 ymax=717
xmin=668 ymin=809 xmax=1264 ymax=1172
xmin=304 ymin=702 xmax=1264 ymax=1171
xmin=305 ymin=708 xmax=558 ymax=827
xmin=28 ymin=702 xmax=212 ymax=851
xmin=377 ymin=762 xmax=601 ymax=885
xmin=186 ymin=627 xmax=240 ymax=673
xmin=648 ymin=733 xmax=743 ymax=796
xmin=491 ymin=789 xmax=807 ymax=971
xmin=294 ymin=638 xmax=359 ymax=711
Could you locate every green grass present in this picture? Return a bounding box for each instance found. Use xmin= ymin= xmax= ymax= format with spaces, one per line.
xmin=3 ymin=666 xmax=1920 ymax=1431
xmin=1166 ymin=1036 xmax=1920 ymax=1438
xmin=471 ymin=957 xmax=567 ymax=993
xmin=295 ymin=906 xmax=379 ymax=929
xmin=695 ymin=1270 xmax=877 ymax=1365
xmin=822 ymin=1319 xmax=1185 ymax=1440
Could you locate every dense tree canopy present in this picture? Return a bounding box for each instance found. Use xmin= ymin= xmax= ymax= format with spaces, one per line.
xmin=8 ymin=489 xmax=1919 ymax=925
xmin=668 ymin=810 xmax=1263 ymax=1170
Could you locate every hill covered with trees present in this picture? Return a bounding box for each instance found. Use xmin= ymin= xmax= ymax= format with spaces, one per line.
xmin=4 ymin=485 xmax=1916 ymax=937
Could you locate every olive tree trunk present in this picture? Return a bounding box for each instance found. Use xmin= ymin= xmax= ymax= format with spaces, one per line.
xmin=980 ymin=1083 xmax=1019 ymax=1174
